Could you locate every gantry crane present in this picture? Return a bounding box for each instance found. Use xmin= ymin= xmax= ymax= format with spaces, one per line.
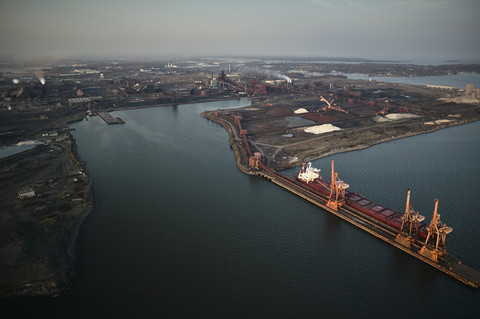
xmin=419 ymin=199 xmax=453 ymax=262
xmin=326 ymin=161 xmax=349 ymax=211
xmin=395 ymin=189 xmax=425 ymax=248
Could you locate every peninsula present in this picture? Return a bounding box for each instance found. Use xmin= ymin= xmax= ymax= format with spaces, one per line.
xmin=1 ymin=57 xmax=479 ymax=298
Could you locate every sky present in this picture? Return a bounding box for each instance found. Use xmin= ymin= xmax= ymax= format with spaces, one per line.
xmin=0 ymin=0 xmax=479 ymax=61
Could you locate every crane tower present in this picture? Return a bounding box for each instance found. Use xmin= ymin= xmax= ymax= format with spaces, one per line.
xmin=395 ymin=189 xmax=425 ymax=248
xmin=419 ymin=199 xmax=453 ymax=262
xmin=326 ymin=161 xmax=349 ymax=211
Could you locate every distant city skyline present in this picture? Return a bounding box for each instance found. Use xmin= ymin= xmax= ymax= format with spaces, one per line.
xmin=1 ymin=0 xmax=479 ymax=61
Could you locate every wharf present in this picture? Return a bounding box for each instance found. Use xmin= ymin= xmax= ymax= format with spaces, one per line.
xmin=258 ymin=168 xmax=480 ymax=289
xmin=204 ymin=110 xmax=480 ymax=289
xmin=97 ymin=112 xmax=125 ymax=125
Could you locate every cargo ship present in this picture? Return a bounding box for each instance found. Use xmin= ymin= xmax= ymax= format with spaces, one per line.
xmin=254 ymin=159 xmax=479 ymax=288
xmin=204 ymin=110 xmax=480 ymax=288
xmin=294 ymin=162 xmax=429 ymax=238
xmin=293 ymin=161 xmax=458 ymax=258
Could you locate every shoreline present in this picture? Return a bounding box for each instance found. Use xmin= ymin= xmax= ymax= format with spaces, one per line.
xmin=296 ymin=118 xmax=479 ymax=169
xmin=0 ymin=132 xmax=94 ymax=300
xmin=0 ymin=97 xmax=241 ymax=300
xmin=1 ymin=98 xmax=478 ymax=299
xmin=201 ymin=111 xmax=257 ymax=176
xmin=60 ymin=132 xmax=95 ymax=296
xmin=202 ymin=109 xmax=479 ymax=172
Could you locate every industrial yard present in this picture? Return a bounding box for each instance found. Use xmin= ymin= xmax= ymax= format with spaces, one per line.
xmin=0 ymin=131 xmax=92 ymax=297
xmin=201 ymin=71 xmax=480 ymax=170
xmin=203 ymin=111 xmax=480 ymax=287
xmin=1 ymin=57 xmax=480 ymax=298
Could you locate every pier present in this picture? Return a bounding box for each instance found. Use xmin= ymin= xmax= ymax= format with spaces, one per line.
xmin=258 ymin=165 xmax=480 ymax=288
xmin=97 ymin=112 xmax=125 ymax=125
xmin=205 ymin=110 xmax=480 ymax=289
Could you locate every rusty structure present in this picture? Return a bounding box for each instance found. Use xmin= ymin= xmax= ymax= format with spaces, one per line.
xmin=395 ymin=189 xmax=425 ymax=248
xmin=326 ymin=160 xmax=349 ymax=211
xmin=419 ymin=199 xmax=453 ymax=262
xmin=319 ymin=96 xmax=349 ymax=114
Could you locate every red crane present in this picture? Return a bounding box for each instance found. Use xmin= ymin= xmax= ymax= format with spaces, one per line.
xmin=319 ymin=96 xmax=349 ymax=114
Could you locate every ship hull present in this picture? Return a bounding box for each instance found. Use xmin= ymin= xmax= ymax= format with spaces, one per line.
xmin=294 ymin=175 xmax=427 ymax=238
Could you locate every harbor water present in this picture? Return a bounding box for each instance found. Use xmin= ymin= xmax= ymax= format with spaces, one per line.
xmin=336 ymin=72 xmax=480 ymax=89
xmin=2 ymin=99 xmax=480 ymax=318
xmin=0 ymin=140 xmax=44 ymax=159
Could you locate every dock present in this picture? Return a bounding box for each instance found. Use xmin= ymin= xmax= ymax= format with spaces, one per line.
xmin=204 ymin=111 xmax=480 ymax=289
xmin=258 ymin=167 xmax=480 ymax=288
xmin=97 ymin=112 xmax=125 ymax=125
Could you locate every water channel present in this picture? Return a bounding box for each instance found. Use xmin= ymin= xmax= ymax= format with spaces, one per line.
xmin=3 ymin=97 xmax=480 ymax=318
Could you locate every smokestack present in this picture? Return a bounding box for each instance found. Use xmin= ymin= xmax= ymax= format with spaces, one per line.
xmin=34 ymin=69 xmax=45 ymax=85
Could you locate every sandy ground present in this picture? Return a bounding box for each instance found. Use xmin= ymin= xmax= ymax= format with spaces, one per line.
xmin=439 ymin=96 xmax=480 ymax=104
xmin=425 ymin=119 xmax=452 ymax=125
xmin=384 ymin=113 xmax=420 ymax=120
xmin=294 ymin=108 xmax=309 ymax=114
xmin=304 ymin=124 xmax=342 ymax=134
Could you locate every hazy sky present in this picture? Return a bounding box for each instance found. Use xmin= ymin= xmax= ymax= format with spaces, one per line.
xmin=1 ymin=0 xmax=479 ymax=60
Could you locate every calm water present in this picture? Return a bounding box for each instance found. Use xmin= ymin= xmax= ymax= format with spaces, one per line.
xmin=0 ymin=140 xmax=44 ymax=158
xmin=337 ymin=72 xmax=480 ymax=89
xmin=226 ymin=56 xmax=480 ymax=66
xmin=2 ymin=99 xmax=479 ymax=318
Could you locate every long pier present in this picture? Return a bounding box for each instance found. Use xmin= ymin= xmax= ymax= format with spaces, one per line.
xmin=98 ymin=112 xmax=125 ymax=125
xmin=204 ymin=111 xmax=480 ymax=289
xmin=258 ymin=165 xmax=480 ymax=288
